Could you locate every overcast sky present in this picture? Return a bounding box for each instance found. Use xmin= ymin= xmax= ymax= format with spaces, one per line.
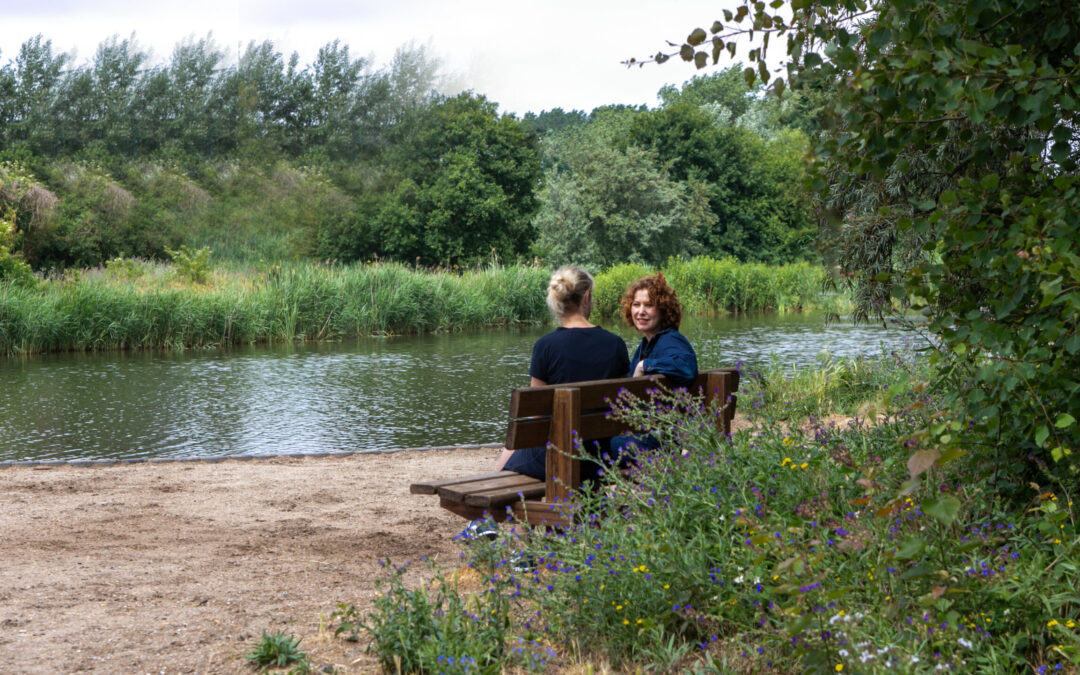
xmin=0 ymin=0 xmax=758 ymax=116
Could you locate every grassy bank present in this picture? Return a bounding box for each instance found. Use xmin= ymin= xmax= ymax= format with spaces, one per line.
xmin=0 ymin=256 xmax=837 ymax=355
xmin=594 ymin=257 xmax=839 ymax=317
xmin=338 ymin=353 xmax=1079 ymax=674
xmin=0 ymin=260 xmax=551 ymax=354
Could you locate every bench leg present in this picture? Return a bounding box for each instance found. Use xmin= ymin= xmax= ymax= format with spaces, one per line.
xmin=546 ymin=387 xmax=581 ymax=503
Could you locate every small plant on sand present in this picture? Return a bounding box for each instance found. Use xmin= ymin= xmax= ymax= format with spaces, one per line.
xmin=245 ymin=630 xmax=309 ymax=672
xmin=342 ymin=556 xmax=544 ymax=675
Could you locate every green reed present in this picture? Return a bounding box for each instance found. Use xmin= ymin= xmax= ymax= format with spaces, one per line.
xmin=0 ymin=260 xmax=552 ymax=354
xmin=593 ymin=256 xmax=844 ymax=318
xmin=0 ymin=256 xmax=841 ymax=354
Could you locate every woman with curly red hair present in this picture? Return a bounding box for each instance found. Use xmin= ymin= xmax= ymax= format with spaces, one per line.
xmin=620 ymin=272 xmax=698 ymax=386
xmin=602 ymin=272 xmax=699 ymax=471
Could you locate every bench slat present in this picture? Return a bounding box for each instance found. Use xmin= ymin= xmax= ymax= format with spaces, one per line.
xmin=410 ymin=471 xmax=520 ymax=495
xmin=463 ymin=484 xmax=546 ymax=507
xmin=436 ymin=474 xmax=544 ymax=505
xmin=508 ymin=375 xmax=675 ymax=419
xmin=506 ymin=410 xmax=627 ymax=450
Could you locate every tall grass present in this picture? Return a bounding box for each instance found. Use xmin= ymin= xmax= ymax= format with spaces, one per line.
xmin=0 ymin=260 xmax=551 ymax=354
xmin=593 ymin=256 xmax=842 ymax=318
xmin=0 ymin=256 xmax=845 ymax=354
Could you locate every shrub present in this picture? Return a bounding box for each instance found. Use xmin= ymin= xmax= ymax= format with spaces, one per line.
xmin=165 ymin=245 xmax=212 ymax=284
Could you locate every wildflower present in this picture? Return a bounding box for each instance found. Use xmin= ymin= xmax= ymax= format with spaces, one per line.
xmin=1048 ymin=620 xmax=1059 ymax=627
xmin=835 ymin=665 xmax=843 ymax=672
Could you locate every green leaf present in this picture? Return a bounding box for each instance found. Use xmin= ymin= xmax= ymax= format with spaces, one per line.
xmin=1051 ymin=141 xmax=1072 ymax=164
xmin=695 ymin=51 xmax=708 ymax=69
xmin=868 ymin=28 xmax=892 ymax=49
xmin=924 ymin=496 xmax=961 ymax=526
xmin=680 ymin=44 xmax=695 ymax=62
xmin=1035 ymin=425 xmax=1050 ymax=447
xmin=980 ymin=173 xmax=999 ymax=190
xmin=710 ymin=21 xmax=724 ymax=34
xmin=1055 ymin=413 xmax=1076 ymax=429
xmin=688 ymin=28 xmax=708 ymax=46
xmin=896 ymin=536 xmax=926 ymax=559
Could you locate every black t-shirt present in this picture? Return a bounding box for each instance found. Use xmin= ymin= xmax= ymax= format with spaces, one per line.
xmin=529 ymin=326 xmax=630 ymax=385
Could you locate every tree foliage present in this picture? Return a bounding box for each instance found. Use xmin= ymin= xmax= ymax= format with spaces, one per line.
xmin=531 ymin=137 xmax=710 ymax=269
xmin=628 ymin=102 xmax=814 ymax=262
xmin=359 ymin=93 xmax=541 ymax=266
xmin=662 ymin=0 xmax=1080 ymax=480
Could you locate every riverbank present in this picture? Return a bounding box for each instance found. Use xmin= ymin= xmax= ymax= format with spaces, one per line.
xmin=0 ymin=258 xmax=836 ymax=355
xmin=0 ymin=447 xmax=495 ymax=673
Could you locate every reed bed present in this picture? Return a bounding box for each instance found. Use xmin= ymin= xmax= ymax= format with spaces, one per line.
xmin=1 ymin=256 xmax=841 ymax=354
xmin=592 ymin=256 xmax=837 ymax=318
xmin=0 ymin=261 xmax=551 ymax=354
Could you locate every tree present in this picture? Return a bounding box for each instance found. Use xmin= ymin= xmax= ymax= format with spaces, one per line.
xmin=628 ymin=102 xmax=812 ymax=262
xmin=531 ymin=139 xmax=710 ymax=269
xmin=660 ymin=0 xmax=1080 ymax=480
xmin=658 ymin=65 xmax=756 ymax=119
xmin=365 ymin=93 xmax=541 ymax=265
xmin=520 ymin=108 xmax=589 ymax=137
xmin=90 ymin=35 xmax=147 ymax=156
xmin=8 ymin=35 xmax=69 ymax=154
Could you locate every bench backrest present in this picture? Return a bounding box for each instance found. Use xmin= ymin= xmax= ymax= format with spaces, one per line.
xmin=505 ymin=368 xmax=739 ymax=501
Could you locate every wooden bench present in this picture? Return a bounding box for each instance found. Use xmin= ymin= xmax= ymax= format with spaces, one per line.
xmin=410 ymin=368 xmax=739 ymax=529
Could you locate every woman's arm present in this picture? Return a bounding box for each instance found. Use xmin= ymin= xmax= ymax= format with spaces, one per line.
xmin=636 ymin=332 xmax=698 ymax=386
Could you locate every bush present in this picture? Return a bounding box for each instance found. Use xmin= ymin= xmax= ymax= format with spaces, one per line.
xmin=165 ymin=245 xmax=212 ymax=284
xmin=1 ymin=210 xmax=36 ymax=288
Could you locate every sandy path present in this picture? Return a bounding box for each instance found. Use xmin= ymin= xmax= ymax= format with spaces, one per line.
xmin=0 ymin=448 xmax=495 ymax=674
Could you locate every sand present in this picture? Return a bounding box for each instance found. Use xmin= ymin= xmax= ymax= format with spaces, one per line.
xmin=0 ymin=447 xmax=494 ymax=674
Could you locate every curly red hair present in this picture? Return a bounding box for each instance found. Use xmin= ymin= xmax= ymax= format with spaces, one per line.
xmin=620 ymin=272 xmax=682 ymax=332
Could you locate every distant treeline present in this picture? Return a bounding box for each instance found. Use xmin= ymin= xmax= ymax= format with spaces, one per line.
xmin=0 ymin=34 xmax=825 ymax=274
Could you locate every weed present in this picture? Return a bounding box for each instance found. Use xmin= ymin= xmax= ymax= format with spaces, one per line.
xmin=245 ymin=630 xmax=309 ymax=671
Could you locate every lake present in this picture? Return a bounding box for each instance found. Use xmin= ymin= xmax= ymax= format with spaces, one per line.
xmin=0 ymin=313 xmax=919 ymax=461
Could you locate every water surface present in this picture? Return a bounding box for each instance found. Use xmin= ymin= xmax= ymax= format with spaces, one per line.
xmin=0 ymin=314 xmax=917 ymax=461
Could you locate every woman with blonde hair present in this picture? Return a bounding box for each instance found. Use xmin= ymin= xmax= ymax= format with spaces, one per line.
xmin=493 ymin=265 xmax=630 ymax=479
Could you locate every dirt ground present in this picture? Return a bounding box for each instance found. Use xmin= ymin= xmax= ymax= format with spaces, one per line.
xmin=0 ymin=447 xmax=496 ymax=674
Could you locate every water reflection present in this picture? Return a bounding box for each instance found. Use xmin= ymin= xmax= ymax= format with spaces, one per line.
xmin=0 ymin=315 xmax=918 ymax=461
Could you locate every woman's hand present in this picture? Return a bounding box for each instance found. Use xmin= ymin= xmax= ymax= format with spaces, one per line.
xmin=633 ymin=361 xmax=646 ymax=377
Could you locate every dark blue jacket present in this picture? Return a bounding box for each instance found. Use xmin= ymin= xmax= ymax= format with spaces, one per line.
xmin=629 ymin=328 xmax=698 ymax=387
